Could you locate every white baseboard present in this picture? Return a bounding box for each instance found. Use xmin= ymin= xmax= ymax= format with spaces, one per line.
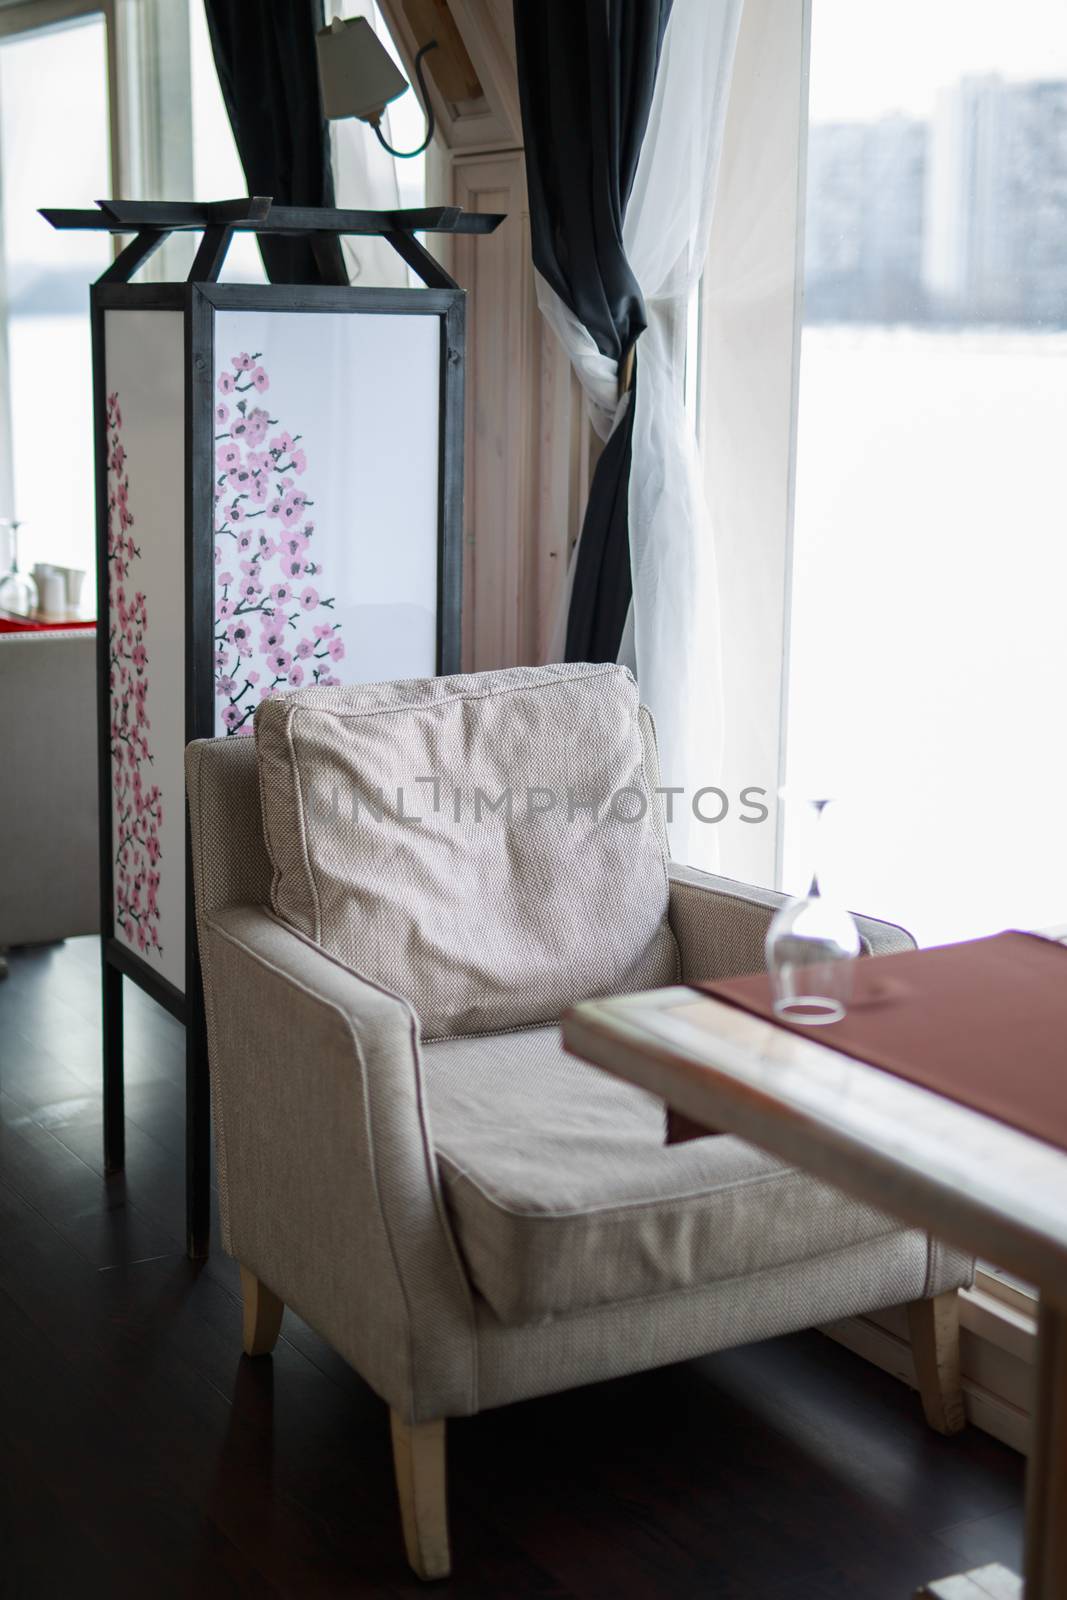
xmin=822 ymin=1299 xmax=1032 ymax=1457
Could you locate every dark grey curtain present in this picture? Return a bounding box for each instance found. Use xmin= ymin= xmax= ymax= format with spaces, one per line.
xmin=514 ymin=0 xmax=673 ymax=662
xmin=203 ymin=0 xmax=345 ymax=285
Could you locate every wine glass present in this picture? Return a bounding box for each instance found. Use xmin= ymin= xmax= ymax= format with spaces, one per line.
xmin=0 ymin=519 xmax=38 ymax=618
xmin=766 ymin=797 xmax=860 ymax=1024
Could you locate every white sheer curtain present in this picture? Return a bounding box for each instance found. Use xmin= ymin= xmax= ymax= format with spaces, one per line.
xmin=540 ymin=0 xmax=743 ymax=860
xmin=623 ymin=0 xmax=743 ymax=864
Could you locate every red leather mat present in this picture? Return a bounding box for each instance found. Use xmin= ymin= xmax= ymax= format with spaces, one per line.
xmin=696 ymin=931 xmax=1067 ymax=1153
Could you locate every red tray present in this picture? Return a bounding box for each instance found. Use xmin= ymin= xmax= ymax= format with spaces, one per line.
xmin=0 ymin=612 xmax=96 ymax=633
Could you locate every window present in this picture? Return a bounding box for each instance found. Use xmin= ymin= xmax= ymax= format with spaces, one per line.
xmin=0 ymin=0 xmax=432 ymax=599
xmin=329 ymin=0 xmax=427 ymax=287
xmin=693 ymin=0 xmax=1065 ymax=1323
xmin=784 ymin=0 xmax=1067 ymax=946
xmin=0 ymin=9 xmax=111 ymax=581
xmin=186 ymin=0 xmax=426 ymax=285
xmin=187 ymin=0 xmax=264 ymax=283
xmin=332 ymin=0 xmax=427 ymax=210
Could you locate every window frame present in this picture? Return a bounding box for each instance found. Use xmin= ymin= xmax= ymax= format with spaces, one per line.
xmin=0 ymin=0 xmax=193 ymax=257
xmin=0 ymin=2 xmax=121 ymax=193
xmin=0 ymin=0 xmax=194 ymax=526
xmin=0 ymin=1 xmax=116 ymax=531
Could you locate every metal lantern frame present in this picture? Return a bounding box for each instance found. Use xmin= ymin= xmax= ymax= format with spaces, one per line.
xmin=44 ymin=198 xmax=502 ymax=1254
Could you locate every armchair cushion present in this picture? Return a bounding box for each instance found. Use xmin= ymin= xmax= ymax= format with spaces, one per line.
xmin=254 ymin=664 xmax=679 ymax=1038
xmin=425 ymin=1026 xmax=915 ymax=1326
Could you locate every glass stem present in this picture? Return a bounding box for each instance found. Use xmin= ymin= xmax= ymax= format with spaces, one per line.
xmin=809 ymin=797 xmax=830 ymax=900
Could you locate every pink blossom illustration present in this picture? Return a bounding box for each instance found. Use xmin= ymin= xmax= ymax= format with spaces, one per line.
xmin=107 ymin=392 xmax=163 ymax=957
xmin=213 ymin=350 xmax=345 ymax=732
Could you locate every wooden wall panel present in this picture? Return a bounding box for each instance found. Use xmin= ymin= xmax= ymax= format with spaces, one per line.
xmin=378 ymin=0 xmax=521 ymax=154
xmin=451 ymin=154 xmax=588 ymax=670
xmin=452 ymin=154 xmax=530 ymax=670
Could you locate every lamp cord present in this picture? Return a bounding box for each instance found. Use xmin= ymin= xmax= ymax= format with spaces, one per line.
xmin=373 ymin=40 xmax=438 ymax=159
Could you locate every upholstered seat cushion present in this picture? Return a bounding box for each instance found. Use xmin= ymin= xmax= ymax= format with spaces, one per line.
xmin=424 ymin=1026 xmax=906 ymax=1326
xmin=254 ymin=663 xmax=679 ymax=1039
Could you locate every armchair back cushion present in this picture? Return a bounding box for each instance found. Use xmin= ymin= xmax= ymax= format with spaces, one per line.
xmin=254 ymin=663 xmax=679 ymax=1038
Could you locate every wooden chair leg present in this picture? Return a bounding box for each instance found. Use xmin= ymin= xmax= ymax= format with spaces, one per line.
xmin=907 ymin=1290 xmax=966 ymax=1435
xmin=239 ymin=1264 xmax=285 ymax=1357
xmin=390 ymin=1411 xmax=450 ymax=1581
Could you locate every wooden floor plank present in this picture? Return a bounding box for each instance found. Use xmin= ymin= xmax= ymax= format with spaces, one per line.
xmin=0 ymin=938 xmax=1026 ymax=1597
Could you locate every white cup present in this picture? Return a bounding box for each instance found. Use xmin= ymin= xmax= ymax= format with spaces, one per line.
xmin=56 ymin=566 xmax=87 ymax=611
xmin=36 ymin=569 xmax=65 ymax=616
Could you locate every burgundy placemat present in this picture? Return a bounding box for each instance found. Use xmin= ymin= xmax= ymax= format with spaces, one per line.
xmin=696 ymin=931 xmax=1067 ymax=1154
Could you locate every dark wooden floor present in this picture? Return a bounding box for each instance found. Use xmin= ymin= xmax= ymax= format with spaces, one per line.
xmin=1 ymin=938 xmax=1024 ymax=1599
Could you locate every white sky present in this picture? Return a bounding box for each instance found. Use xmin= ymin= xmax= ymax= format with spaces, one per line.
xmin=810 ymin=0 xmax=1067 ymax=122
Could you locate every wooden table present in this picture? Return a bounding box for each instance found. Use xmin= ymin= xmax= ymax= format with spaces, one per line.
xmin=563 ymin=963 xmax=1067 ymax=1599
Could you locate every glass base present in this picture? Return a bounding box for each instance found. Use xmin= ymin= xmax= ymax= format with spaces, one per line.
xmin=772 ymin=995 xmax=845 ymax=1026
xmin=0 ymin=574 xmax=38 ymax=618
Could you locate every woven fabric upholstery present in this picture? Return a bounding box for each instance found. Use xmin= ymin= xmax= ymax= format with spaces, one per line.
xmin=474 ymin=1228 xmax=973 ymax=1411
xmin=254 ymin=664 xmax=679 ymax=1038
xmin=184 ymin=727 xmax=975 ymax=1430
xmin=425 ymin=1027 xmax=920 ymax=1325
xmin=196 ymin=904 xmax=478 ymax=1422
xmin=186 ymin=736 xmax=275 ymax=1244
xmin=187 ymin=736 xmax=272 ymax=919
xmin=668 ymin=862 xmax=916 ymax=983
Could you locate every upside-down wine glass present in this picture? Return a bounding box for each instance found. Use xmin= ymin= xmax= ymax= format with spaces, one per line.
xmin=0 ymin=519 xmax=38 ymax=618
xmin=765 ymin=797 xmax=860 ymax=1024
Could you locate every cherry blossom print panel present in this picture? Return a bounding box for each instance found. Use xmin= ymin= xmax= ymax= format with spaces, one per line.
xmin=106 ymin=391 xmax=163 ymax=958
xmin=213 ymin=351 xmax=346 ymax=734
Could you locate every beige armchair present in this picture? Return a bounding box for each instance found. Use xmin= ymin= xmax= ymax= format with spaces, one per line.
xmin=186 ymin=664 xmax=972 ymax=1582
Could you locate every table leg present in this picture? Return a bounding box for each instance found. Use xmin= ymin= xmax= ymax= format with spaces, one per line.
xmin=1022 ymin=1296 xmax=1067 ymax=1597
xmin=915 ymin=1297 xmax=1064 ymax=1599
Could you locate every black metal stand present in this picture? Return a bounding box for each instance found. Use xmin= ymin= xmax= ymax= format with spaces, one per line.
xmin=185 ymin=949 xmax=211 ymax=1258
xmin=48 ymin=197 xmax=502 ymax=1259
xmin=102 ymin=956 xmax=125 ymax=1175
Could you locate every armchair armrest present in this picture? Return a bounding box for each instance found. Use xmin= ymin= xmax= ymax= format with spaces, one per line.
xmin=199 ymin=905 xmax=477 ymax=1422
xmin=667 ymin=862 xmax=915 ymax=983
